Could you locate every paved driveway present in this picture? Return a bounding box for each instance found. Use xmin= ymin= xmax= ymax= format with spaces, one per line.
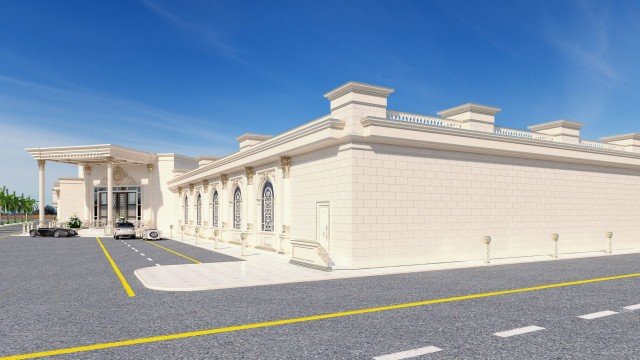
xmin=1 ymin=235 xmax=639 ymax=359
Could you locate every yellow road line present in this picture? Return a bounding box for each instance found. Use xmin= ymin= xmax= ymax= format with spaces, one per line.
xmin=145 ymin=241 xmax=201 ymax=264
xmin=0 ymin=232 xmax=22 ymax=239
xmin=2 ymin=271 xmax=640 ymax=360
xmin=96 ymin=237 xmax=135 ymax=298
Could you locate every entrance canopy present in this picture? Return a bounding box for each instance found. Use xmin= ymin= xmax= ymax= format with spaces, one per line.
xmin=25 ymin=144 xmax=156 ymax=226
xmin=25 ymin=144 xmax=156 ymax=165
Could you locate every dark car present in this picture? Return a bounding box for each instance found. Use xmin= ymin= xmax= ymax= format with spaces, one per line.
xmin=29 ymin=227 xmax=78 ymax=238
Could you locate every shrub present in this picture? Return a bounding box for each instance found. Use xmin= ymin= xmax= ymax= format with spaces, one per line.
xmin=68 ymin=215 xmax=82 ymax=229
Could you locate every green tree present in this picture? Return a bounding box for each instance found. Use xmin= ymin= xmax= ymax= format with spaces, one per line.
xmin=21 ymin=195 xmax=37 ymax=222
xmin=8 ymin=192 xmax=18 ymax=222
xmin=0 ymin=186 xmax=6 ymax=220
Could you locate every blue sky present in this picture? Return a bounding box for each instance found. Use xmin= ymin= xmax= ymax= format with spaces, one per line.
xmin=1 ymin=0 xmax=640 ymax=204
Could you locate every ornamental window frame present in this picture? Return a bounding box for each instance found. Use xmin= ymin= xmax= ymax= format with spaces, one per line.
xmin=233 ymin=187 xmax=242 ymax=230
xmin=196 ymin=192 xmax=202 ymax=226
xmin=183 ymin=194 xmax=189 ymax=224
xmin=212 ymin=190 xmax=219 ymax=227
xmin=261 ymin=181 xmax=274 ymax=232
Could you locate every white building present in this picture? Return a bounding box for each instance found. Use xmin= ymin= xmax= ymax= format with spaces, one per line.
xmin=26 ymin=82 xmax=640 ymax=269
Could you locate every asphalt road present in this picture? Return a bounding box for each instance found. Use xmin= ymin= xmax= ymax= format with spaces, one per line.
xmin=1 ymin=235 xmax=639 ymax=359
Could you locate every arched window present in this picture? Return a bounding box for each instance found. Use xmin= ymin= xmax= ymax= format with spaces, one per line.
xmin=212 ymin=191 xmax=219 ymax=227
xmin=233 ymin=187 xmax=242 ymax=229
xmin=183 ymin=195 xmax=189 ymax=223
xmin=262 ymin=182 xmax=274 ymax=232
xmin=196 ymin=193 xmax=202 ymax=226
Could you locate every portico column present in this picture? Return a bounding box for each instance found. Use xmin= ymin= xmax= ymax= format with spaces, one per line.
xmin=280 ymin=157 xmax=291 ymax=238
xmin=106 ymin=158 xmax=114 ymax=228
xmin=37 ymin=160 xmax=46 ymax=226
xmin=245 ymin=167 xmax=254 ymax=237
xmin=220 ymin=174 xmax=228 ymax=240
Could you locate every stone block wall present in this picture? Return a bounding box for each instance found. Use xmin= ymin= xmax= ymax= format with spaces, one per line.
xmin=349 ymin=143 xmax=640 ymax=268
xmin=290 ymin=144 xmax=355 ymax=268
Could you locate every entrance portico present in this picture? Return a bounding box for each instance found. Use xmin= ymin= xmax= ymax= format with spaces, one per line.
xmin=26 ymin=144 xmax=157 ymax=231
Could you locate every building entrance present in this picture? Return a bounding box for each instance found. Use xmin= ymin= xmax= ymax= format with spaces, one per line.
xmin=94 ymin=186 xmax=141 ymax=223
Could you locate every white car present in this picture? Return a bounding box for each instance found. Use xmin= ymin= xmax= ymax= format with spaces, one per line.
xmin=114 ymin=222 xmax=136 ymax=239
xmin=143 ymin=229 xmax=162 ymax=240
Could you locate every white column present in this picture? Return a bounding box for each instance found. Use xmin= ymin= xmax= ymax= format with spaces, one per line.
xmin=280 ymin=157 xmax=291 ymax=236
xmin=220 ymin=175 xmax=228 ymax=240
xmin=202 ymin=180 xmax=209 ymax=231
xmin=146 ymin=163 xmax=155 ymax=227
xmin=38 ymin=160 xmax=46 ymax=226
xmin=82 ymin=165 xmax=92 ymax=224
xmin=245 ymin=167 xmax=254 ymax=238
xmin=106 ymin=159 xmax=113 ymax=229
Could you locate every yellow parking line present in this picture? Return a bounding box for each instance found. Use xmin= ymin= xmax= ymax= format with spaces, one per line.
xmin=96 ymin=237 xmax=135 ymax=298
xmin=2 ymin=270 xmax=640 ymax=359
xmin=144 ymin=241 xmax=201 ymax=264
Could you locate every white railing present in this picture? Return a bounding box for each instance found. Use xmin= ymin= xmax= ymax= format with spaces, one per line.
xmin=579 ymin=140 xmax=625 ymax=152
xmin=494 ymin=127 xmax=555 ymax=141
xmin=387 ymin=110 xmax=463 ymax=128
xmin=387 ymin=112 xmax=627 ymax=153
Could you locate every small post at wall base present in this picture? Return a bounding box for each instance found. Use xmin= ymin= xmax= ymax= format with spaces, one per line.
xmin=483 ymin=236 xmax=492 ymax=264
xmin=240 ymin=232 xmax=248 ymax=256
xmin=606 ymin=231 xmax=613 ymax=254
xmin=169 ymin=225 xmax=173 ymax=239
xmin=213 ymin=229 xmax=220 ymax=250
xmin=278 ymin=225 xmax=290 ymax=254
xmin=552 ymin=233 xmax=559 ymax=259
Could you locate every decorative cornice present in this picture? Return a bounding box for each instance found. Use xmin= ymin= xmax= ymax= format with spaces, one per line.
xmin=358 ymin=116 xmax=640 ymax=167
xmin=438 ymin=103 xmax=501 ymax=117
xmin=167 ymin=115 xmax=340 ymax=186
xmin=236 ymin=133 xmax=273 ymax=142
xmin=600 ymin=133 xmax=640 ymax=142
xmin=528 ymin=120 xmax=584 ymax=132
xmin=323 ymin=81 xmax=394 ymax=100
xmin=25 ymin=144 xmax=156 ymax=165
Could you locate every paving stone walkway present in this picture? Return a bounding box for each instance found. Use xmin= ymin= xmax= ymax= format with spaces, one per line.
xmin=133 ymin=235 xmax=640 ymax=291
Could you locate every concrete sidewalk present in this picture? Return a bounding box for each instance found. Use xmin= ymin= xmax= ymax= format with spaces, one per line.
xmin=134 ymin=235 xmax=640 ymax=292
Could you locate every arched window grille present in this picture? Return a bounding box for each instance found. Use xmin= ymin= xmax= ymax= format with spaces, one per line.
xmin=262 ymin=182 xmax=274 ymax=232
xmin=212 ymin=191 xmax=219 ymax=227
xmin=233 ymin=187 xmax=242 ymax=229
xmin=183 ymin=195 xmax=189 ymax=223
xmin=196 ymin=193 xmax=202 ymax=226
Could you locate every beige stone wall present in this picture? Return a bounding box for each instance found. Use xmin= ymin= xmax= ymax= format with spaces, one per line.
xmin=289 ymin=144 xmax=355 ymax=267
xmin=156 ymin=155 xmax=197 ymax=233
xmin=350 ymin=143 xmax=640 ymax=268
xmin=57 ymin=179 xmax=85 ymax=222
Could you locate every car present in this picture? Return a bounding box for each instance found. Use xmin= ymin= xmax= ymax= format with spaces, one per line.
xmin=114 ymin=222 xmax=136 ymax=239
xmin=29 ymin=227 xmax=78 ymax=238
xmin=142 ymin=228 xmax=162 ymax=240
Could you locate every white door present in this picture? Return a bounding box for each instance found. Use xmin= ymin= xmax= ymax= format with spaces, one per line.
xmin=316 ymin=202 xmax=330 ymax=250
